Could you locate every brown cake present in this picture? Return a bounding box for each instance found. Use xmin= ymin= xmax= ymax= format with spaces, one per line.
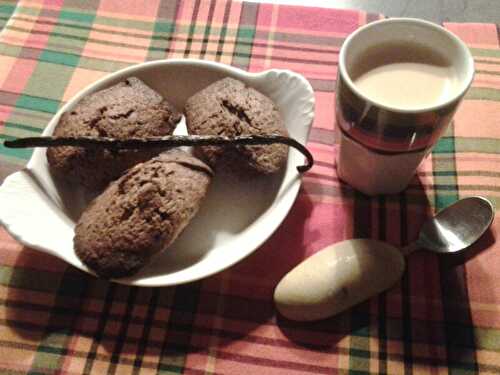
xmin=74 ymin=149 xmax=213 ymax=278
xmin=184 ymin=77 xmax=289 ymax=174
xmin=47 ymin=77 xmax=181 ymax=192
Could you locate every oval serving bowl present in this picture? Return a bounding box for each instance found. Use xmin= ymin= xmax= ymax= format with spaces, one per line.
xmin=0 ymin=59 xmax=315 ymax=287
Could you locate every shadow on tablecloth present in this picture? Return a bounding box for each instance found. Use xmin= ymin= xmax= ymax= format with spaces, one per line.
xmin=4 ymin=191 xmax=315 ymax=364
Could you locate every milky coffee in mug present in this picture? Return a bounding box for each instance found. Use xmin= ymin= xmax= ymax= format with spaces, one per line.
xmin=335 ymin=19 xmax=474 ymax=195
xmin=351 ymin=41 xmax=460 ymax=110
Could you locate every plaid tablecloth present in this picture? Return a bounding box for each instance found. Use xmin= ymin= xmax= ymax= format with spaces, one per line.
xmin=0 ymin=0 xmax=499 ymax=374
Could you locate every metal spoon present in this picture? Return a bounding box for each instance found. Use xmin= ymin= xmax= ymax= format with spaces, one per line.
xmin=402 ymin=196 xmax=494 ymax=256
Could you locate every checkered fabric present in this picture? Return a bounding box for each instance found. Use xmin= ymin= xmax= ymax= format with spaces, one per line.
xmin=0 ymin=0 xmax=499 ymax=374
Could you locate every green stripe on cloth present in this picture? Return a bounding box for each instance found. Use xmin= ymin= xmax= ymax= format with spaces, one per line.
xmin=421 ymin=170 xmax=500 ymax=177
xmin=476 ymin=69 xmax=500 ymax=76
xmin=455 ymin=138 xmax=500 ymax=154
xmin=470 ymin=47 xmax=500 ymax=58
xmin=232 ymin=2 xmax=258 ymax=70
xmin=59 ymin=9 xmax=95 ymax=24
xmin=432 ymin=129 xmax=458 ymax=209
xmin=0 ymin=152 xmax=28 ymax=167
xmin=0 ymin=42 xmax=22 ymax=57
xmin=39 ymin=49 xmax=80 ymax=67
xmin=0 ymin=265 xmax=63 ymax=291
xmin=78 ymin=56 xmax=131 ymax=72
xmin=92 ymin=15 xmax=156 ymax=31
xmin=348 ymin=322 xmax=371 ymax=373
xmin=0 ymin=265 xmax=13 ymax=285
xmin=20 ymin=65 xmax=74 ymax=105
xmin=147 ymin=4 xmax=178 ymax=61
xmin=2 ymin=123 xmax=43 ymax=139
xmin=11 ymin=3 xmax=39 ymax=17
xmin=233 ymin=26 xmax=256 ymax=68
xmin=0 ymin=2 xmax=16 ymax=32
xmin=433 ymin=137 xmax=455 ymax=154
xmin=13 ymin=4 xmax=92 ymax=24
xmin=15 ymin=94 xmax=60 ymax=114
xmin=474 ymin=327 xmax=500 ymax=350
xmin=5 ymin=107 xmax=52 ymax=127
xmin=0 ymin=43 xmax=131 ymax=72
xmin=0 ymin=135 xmax=33 ymax=160
xmin=432 ymin=124 xmax=479 ymax=374
xmin=466 ymin=87 xmax=500 ymax=101
xmin=153 ymin=21 xmax=175 ymax=34
xmin=433 ymin=137 xmax=500 ymax=154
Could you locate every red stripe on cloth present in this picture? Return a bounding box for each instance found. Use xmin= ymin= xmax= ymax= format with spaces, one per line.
xmin=275 ymin=5 xmax=363 ymax=34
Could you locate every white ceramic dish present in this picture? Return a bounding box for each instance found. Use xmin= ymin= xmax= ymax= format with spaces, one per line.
xmin=0 ymin=59 xmax=314 ymax=287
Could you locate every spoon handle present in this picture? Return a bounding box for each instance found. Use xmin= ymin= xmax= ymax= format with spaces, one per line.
xmin=401 ymin=242 xmax=420 ymax=257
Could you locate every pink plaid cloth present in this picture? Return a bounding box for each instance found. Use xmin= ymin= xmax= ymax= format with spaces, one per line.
xmin=0 ymin=1 xmax=499 ymax=374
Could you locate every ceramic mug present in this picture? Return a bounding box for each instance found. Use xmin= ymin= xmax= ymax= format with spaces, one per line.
xmin=335 ymin=18 xmax=474 ymax=195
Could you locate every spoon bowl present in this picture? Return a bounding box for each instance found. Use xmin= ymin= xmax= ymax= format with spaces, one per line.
xmin=415 ymin=196 xmax=494 ymax=254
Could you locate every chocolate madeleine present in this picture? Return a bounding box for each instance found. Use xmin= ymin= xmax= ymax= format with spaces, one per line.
xmin=47 ymin=77 xmax=181 ymax=192
xmin=74 ymin=149 xmax=213 ymax=278
xmin=185 ymin=77 xmax=289 ymax=174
